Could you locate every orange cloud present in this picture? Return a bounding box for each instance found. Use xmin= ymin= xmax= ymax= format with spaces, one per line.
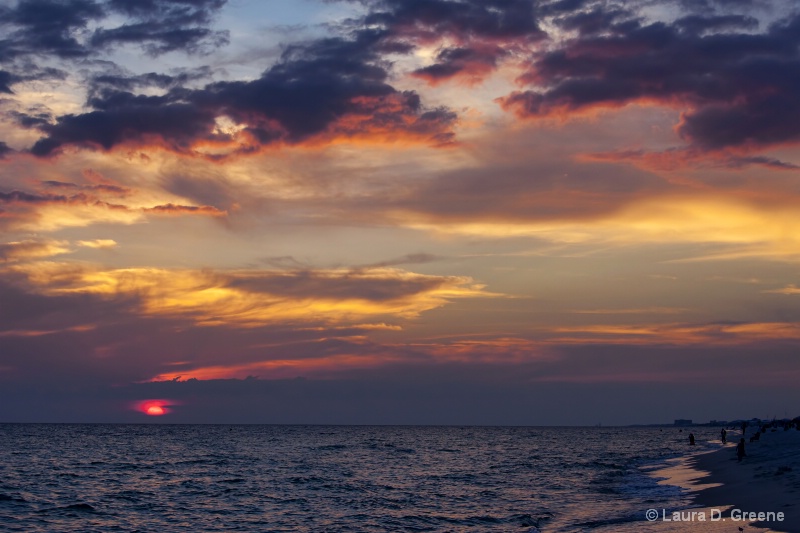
xmin=497 ymin=92 xmax=681 ymax=123
xmin=147 ymin=336 xmax=553 ymax=382
xmin=548 ymin=321 xmax=800 ymax=345
xmin=149 ymin=352 xmax=398 ymax=381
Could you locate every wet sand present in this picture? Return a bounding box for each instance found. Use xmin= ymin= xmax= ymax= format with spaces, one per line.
xmin=654 ymin=428 xmax=800 ymax=533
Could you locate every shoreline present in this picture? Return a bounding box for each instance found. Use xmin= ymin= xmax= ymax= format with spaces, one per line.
xmin=655 ymin=429 xmax=800 ymax=533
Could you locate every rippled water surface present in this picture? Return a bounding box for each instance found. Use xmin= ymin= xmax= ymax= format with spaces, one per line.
xmin=0 ymin=425 xmax=722 ymax=532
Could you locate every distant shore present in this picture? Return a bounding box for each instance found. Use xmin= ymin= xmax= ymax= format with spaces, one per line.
xmin=662 ymin=428 xmax=800 ymax=533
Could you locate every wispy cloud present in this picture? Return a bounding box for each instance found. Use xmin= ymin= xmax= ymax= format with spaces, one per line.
xmin=762 ymin=284 xmax=800 ymax=295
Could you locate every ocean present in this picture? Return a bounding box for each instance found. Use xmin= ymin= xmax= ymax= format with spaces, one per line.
xmin=0 ymin=424 xmax=721 ymax=532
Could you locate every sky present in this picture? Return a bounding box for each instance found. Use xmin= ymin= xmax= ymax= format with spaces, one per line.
xmin=1 ymin=0 xmax=800 ymax=425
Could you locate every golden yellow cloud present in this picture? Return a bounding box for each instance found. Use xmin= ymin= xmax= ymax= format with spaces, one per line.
xmin=76 ymin=239 xmax=118 ymax=249
xmin=6 ymin=262 xmax=493 ymax=328
xmin=396 ymin=195 xmax=800 ymax=262
xmin=0 ymin=239 xmax=71 ymax=262
xmin=762 ymin=285 xmax=800 ymax=295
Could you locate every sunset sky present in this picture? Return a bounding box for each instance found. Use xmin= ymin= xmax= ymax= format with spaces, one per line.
xmin=1 ymin=0 xmax=799 ymax=424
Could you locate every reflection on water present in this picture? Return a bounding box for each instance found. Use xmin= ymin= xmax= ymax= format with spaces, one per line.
xmin=0 ymin=425 xmax=723 ymax=532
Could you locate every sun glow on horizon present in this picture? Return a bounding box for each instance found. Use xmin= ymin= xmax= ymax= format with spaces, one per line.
xmin=134 ymin=399 xmax=173 ymax=416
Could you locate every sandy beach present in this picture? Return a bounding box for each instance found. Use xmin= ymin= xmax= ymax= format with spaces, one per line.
xmin=655 ymin=428 xmax=800 ymax=533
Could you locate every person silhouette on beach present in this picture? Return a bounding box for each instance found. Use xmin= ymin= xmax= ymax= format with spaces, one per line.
xmin=689 ymin=433 xmax=695 ymax=445
xmin=737 ymin=438 xmax=746 ymax=462
xmin=721 ymin=428 xmax=727 ymax=444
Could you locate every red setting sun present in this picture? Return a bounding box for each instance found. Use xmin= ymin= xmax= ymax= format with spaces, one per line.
xmin=146 ymin=405 xmax=165 ymax=416
xmin=133 ymin=400 xmax=172 ymax=416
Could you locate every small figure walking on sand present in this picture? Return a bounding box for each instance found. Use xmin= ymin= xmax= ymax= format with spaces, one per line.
xmin=737 ymin=438 xmax=746 ymax=462
xmin=689 ymin=433 xmax=695 ymax=445
xmin=721 ymin=428 xmax=727 ymax=444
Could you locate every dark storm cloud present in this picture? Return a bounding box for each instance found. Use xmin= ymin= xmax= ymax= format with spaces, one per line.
xmin=669 ymin=0 xmax=764 ymax=12
xmin=2 ymin=0 xmax=105 ymax=58
xmin=501 ymin=7 xmax=800 ymax=151
xmin=90 ymin=26 xmax=226 ymax=56
xmin=0 ymin=0 xmax=227 ymax=63
xmin=106 ymin=0 xmax=225 ymax=21
xmin=29 ymin=94 xmax=218 ymax=156
xmin=0 ymin=142 xmax=11 ymax=159
xmin=92 ymin=0 xmax=229 ymax=55
xmin=550 ymin=5 xmax=638 ymax=36
xmin=14 ymin=64 xmax=69 ymax=84
xmin=364 ymin=0 xmax=544 ymax=41
xmin=10 ymin=109 xmax=54 ymax=129
xmin=0 ymin=71 xmax=16 ymax=93
xmin=412 ymin=45 xmax=506 ymax=82
xmin=198 ymin=34 xmax=457 ymax=145
xmin=29 ymin=34 xmax=456 ymax=156
xmin=17 ymin=0 xmax=555 ymax=155
xmin=673 ymin=14 xmax=759 ymax=34
xmin=677 ymin=58 xmax=800 ymax=148
xmin=0 ymin=0 xmax=228 ymax=139
xmin=196 ymin=35 xmax=398 ymax=141
xmin=90 ymin=68 xmax=212 ymax=92
xmin=360 ymin=0 xmax=546 ymax=82
xmin=13 ymin=0 xmax=800 ymax=157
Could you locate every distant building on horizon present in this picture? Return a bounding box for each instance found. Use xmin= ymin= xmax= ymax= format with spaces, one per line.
xmin=674 ymin=419 xmax=693 ymax=426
